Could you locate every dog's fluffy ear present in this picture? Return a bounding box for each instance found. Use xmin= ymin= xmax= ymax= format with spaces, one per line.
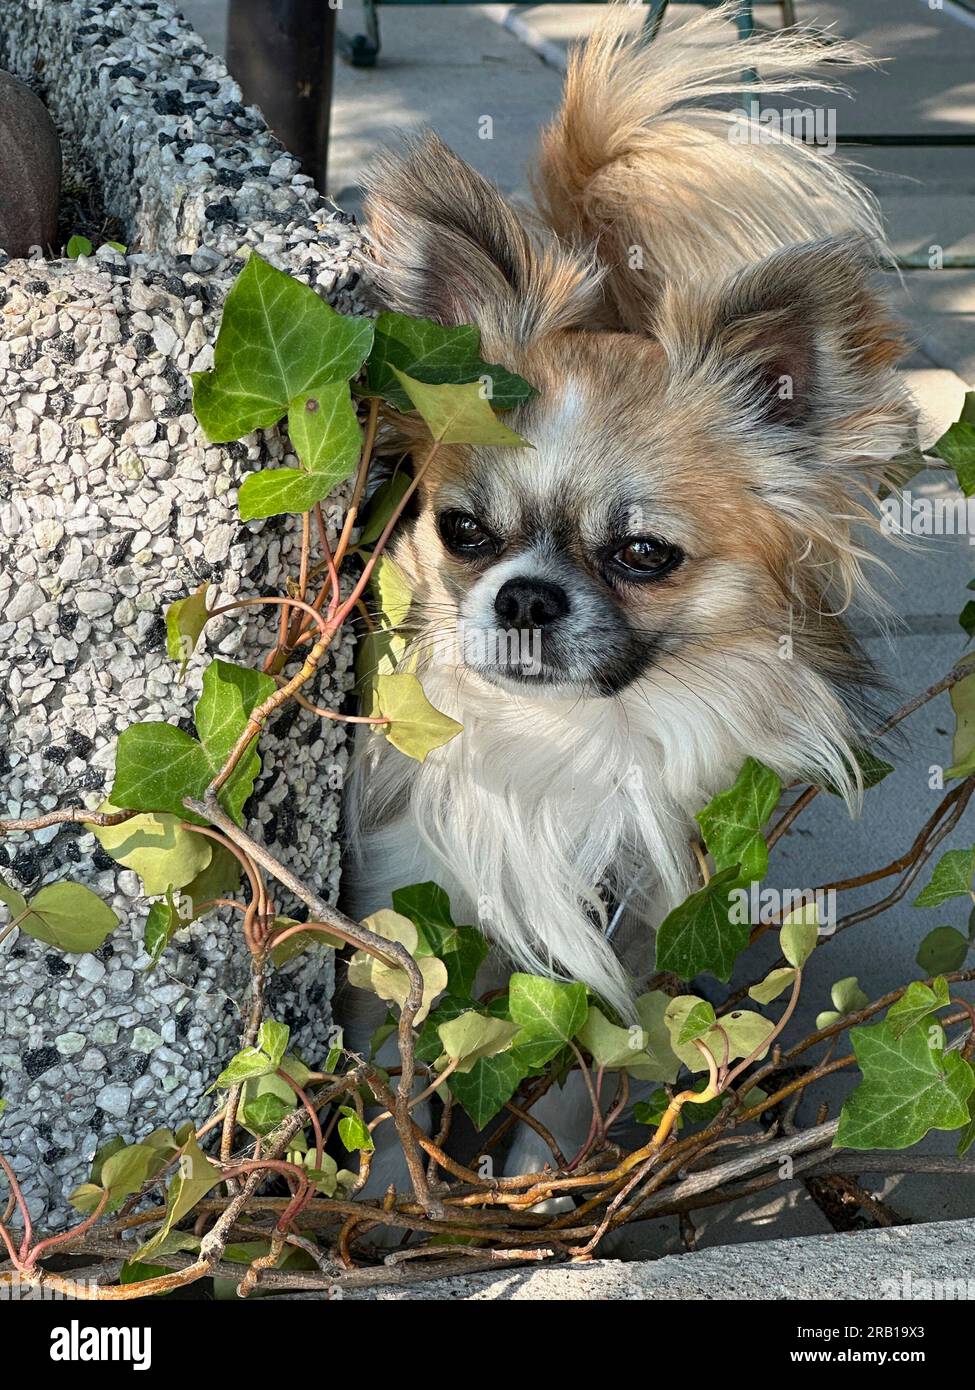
xmin=656 ymin=235 xmax=915 ymax=456
xmin=657 ymin=235 xmax=918 ymax=612
xmin=362 ymin=132 xmax=602 ymax=345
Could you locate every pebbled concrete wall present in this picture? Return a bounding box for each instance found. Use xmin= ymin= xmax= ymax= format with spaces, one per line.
xmin=0 ymin=0 xmax=362 ymax=1227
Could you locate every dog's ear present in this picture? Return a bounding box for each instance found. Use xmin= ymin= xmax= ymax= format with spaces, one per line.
xmin=362 ymin=132 xmax=602 ymax=344
xmin=655 ymin=235 xmax=915 ymax=452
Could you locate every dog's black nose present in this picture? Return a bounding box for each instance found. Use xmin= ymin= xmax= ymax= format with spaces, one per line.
xmin=494 ymin=577 xmax=570 ymax=629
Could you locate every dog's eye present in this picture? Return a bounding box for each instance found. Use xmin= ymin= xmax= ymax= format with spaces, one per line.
xmin=610 ymin=538 xmax=683 ymax=580
xmin=438 ymin=510 xmax=495 ymax=556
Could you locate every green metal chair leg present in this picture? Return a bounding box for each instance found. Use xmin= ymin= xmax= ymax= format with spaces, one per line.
xmin=643 ymin=0 xmax=670 ymax=42
xmin=336 ymin=0 xmax=381 ymax=66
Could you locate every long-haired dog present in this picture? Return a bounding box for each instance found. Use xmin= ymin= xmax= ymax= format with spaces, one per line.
xmin=342 ymin=3 xmax=918 ymax=1175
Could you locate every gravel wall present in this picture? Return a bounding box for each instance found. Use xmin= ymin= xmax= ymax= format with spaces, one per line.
xmin=0 ymin=0 xmax=366 ymax=1226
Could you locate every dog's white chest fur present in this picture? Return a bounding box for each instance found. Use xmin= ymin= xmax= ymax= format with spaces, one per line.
xmin=344 ymin=652 xmax=797 ymax=1014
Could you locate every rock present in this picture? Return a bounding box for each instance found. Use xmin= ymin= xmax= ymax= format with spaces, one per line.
xmin=0 ymin=70 xmax=61 ymax=256
xmin=4 ymin=581 xmax=44 ymax=623
xmin=95 ymin=1084 xmax=132 ymax=1120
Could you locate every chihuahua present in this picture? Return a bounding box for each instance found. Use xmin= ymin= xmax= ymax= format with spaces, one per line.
xmin=342 ymin=3 xmax=917 ymax=1175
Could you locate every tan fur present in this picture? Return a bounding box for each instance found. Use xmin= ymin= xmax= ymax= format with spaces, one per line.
xmin=534 ymin=1 xmax=885 ymax=329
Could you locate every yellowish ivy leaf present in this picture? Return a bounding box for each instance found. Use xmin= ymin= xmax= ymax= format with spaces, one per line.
xmin=93 ymin=799 xmax=212 ymax=897
xmin=375 ymin=672 xmax=462 ymax=763
xmin=391 ymin=369 xmax=532 ymax=447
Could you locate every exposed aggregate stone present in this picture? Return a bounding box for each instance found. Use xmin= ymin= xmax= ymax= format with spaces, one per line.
xmin=0 ymin=0 xmax=369 ymax=1227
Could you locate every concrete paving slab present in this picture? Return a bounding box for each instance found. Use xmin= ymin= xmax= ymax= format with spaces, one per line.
xmin=889 ymin=272 xmax=975 ymax=383
xmin=851 ymin=145 xmax=975 ymax=197
xmin=883 ymin=197 xmax=975 ymax=266
xmin=289 ymin=1217 xmax=975 ymax=1298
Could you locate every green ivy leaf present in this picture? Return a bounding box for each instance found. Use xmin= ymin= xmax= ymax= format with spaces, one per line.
xmin=780 ymin=900 xmax=819 ymax=968
xmin=183 ymin=844 xmax=241 ymax=916
xmin=832 ymin=976 xmax=870 ymax=1014
xmin=357 ymin=472 xmax=413 ymax=547
xmin=374 ymin=672 xmax=463 ymax=763
xmin=448 ymin=1051 xmax=529 ymax=1131
xmin=119 ymin=1259 xmax=170 ymax=1286
xmin=257 ymin=1020 xmax=290 ymax=1069
xmin=269 ymin=916 xmax=343 ymax=967
xmin=886 ymin=977 xmax=950 ymax=1037
xmin=629 ymin=992 xmax=683 ymax=1083
xmin=415 ymin=994 xmax=530 ymax=1128
xmin=391 ymin=882 xmax=487 ymax=997
xmin=816 ymin=975 xmax=870 ymax=1028
xmin=214 ymin=1018 xmax=291 ymax=1089
xmin=214 ymin=1046 xmax=278 ymax=1089
xmin=749 ymin=966 xmax=798 ymax=1004
xmin=836 ymin=1019 xmax=975 ymax=1150
xmin=960 ymin=601 xmax=975 ymax=642
xmin=134 ymin=1125 xmax=222 ymax=1260
xmin=916 ymin=926 xmax=970 ymax=974
xmin=66 ymin=235 xmax=93 ymax=258
xmin=933 ymin=416 xmax=975 ymax=496
xmin=664 ymin=997 xmax=774 ymax=1072
xmin=0 ymin=881 xmax=28 ymax=921
xmin=338 ymin=1106 xmax=375 ymax=1152
xmin=821 ymin=746 xmax=895 ymax=796
xmin=237 ymin=382 xmax=362 ymax=521
xmin=946 ymin=674 xmax=975 ymax=778
xmin=70 ymin=1137 xmax=175 ymax=1215
xmin=695 ymin=758 xmax=781 ymax=882
xmin=371 ymin=553 xmax=413 ymax=629
xmin=391 ymin=370 xmax=532 ymax=447
xmin=112 ymin=659 xmax=276 ymax=826
xmin=93 ymin=800 xmax=212 ymax=897
xmin=577 ymin=1006 xmax=648 ymax=1070
xmin=363 ymin=312 xmax=536 ymax=413
xmin=676 ymin=999 xmax=717 ymax=1045
xmin=347 ymin=909 xmax=448 ymax=1025
xmin=324 ymin=1031 xmax=344 ymax=1073
xmin=914 ymin=847 xmax=975 ymax=908
xmin=436 ymin=1011 xmax=519 ymax=1074
xmin=655 ymin=865 xmax=747 ymax=982
xmin=236 ymin=1057 xmax=310 ymax=1138
xmin=239 ymin=1087 xmax=292 ymax=1137
xmin=192 ymin=252 xmax=373 ymax=443
xmin=15 ymin=882 xmax=119 ymax=954
xmin=165 ymin=583 xmax=210 ymax=674
xmin=145 ymin=889 xmax=190 ymax=968
xmin=508 ymin=974 xmax=588 ymax=1070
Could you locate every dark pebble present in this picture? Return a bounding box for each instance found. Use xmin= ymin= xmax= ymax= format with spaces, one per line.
xmin=23 ymin=1046 xmax=60 ymax=1080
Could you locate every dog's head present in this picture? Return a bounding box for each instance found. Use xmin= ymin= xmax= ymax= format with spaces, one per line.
xmin=364 ymin=136 xmax=917 ymax=710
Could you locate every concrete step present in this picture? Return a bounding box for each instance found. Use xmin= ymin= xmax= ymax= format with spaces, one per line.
xmin=285 ymin=1217 xmax=975 ymax=1298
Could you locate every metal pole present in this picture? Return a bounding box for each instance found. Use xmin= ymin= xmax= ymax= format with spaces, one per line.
xmin=226 ymin=1 xmax=335 ymax=193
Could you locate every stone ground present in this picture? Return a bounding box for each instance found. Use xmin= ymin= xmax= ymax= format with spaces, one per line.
xmin=173 ymin=0 xmax=975 ymax=1270
xmin=289 ymin=1217 xmax=975 ymax=1299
